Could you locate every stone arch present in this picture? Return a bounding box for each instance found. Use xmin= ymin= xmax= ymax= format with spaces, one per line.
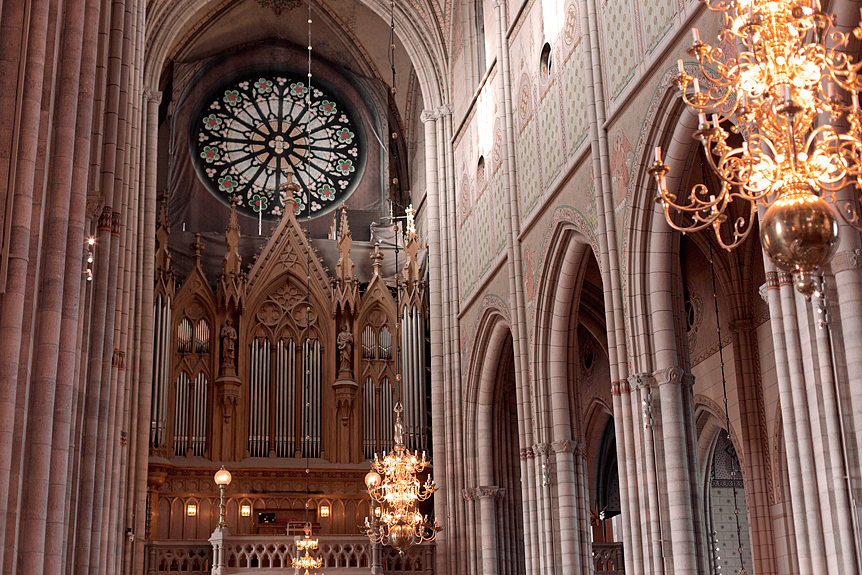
xmin=531 ymin=210 xmax=597 ymax=443
xmin=462 ymin=297 xmax=526 ymax=575
xmin=622 ymin=74 xmax=698 ymax=372
xmin=144 ymin=0 xmax=449 ymax=111
xmin=464 ymin=298 xmax=513 ymax=485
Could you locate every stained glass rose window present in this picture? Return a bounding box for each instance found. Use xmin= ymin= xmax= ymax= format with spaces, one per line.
xmin=191 ymin=71 xmax=365 ymax=220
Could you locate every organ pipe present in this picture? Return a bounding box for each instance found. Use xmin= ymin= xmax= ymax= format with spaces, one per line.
xmin=194 ymin=320 xmax=210 ymax=353
xmin=301 ymin=339 xmax=321 ymax=457
xmin=150 ymin=296 xmax=171 ymax=447
xmin=362 ymin=326 xmax=375 ymax=359
xmin=174 ymin=373 xmax=189 ymax=456
xmin=381 ymin=378 xmax=393 ymax=453
xmin=248 ymin=339 xmax=271 ymax=457
xmin=177 ymin=318 xmax=192 ymax=353
xmin=273 ymin=339 xmax=296 ymax=457
xmin=364 ymin=377 xmax=376 ymax=458
xmin=190 ymin=373 xmax=208 ymax=456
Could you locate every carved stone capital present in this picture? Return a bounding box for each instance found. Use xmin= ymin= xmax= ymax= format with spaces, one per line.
xmin=86 ymin=193 xmax=104 ymax=221
xmin=436 ymin=104 xmax=453 ymax=117
xmin=475 ymin=486 xmax=505 ymax=500
xmin=682 ymin=372 xmax=695 ymax=389
xmin=532 ymin=442 xmax=553 ymax=457
xmin=462 ymin=487 xmax=476 ymax=500
xmin=420 ymin=109 xmax=440 ymax=123
xmin=758 ymin=283 xmax=768 ymax=303
xmin=492 ymin=0 xmax=505 ymax=8
xmin=628 ymin=372 xmax=655 ymax=390
xmin=551 ymin=439 xmax=578 ymax=455
xmin=653 ymin=365 xmax=685 ymax=386
xmin=831 ymin=249 xmax=862 ymax=274
xmin=144 ymin=89 xmax=162 ymax=105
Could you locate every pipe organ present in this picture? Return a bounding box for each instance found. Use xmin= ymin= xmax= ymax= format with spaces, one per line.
xmin=148 ymin=200 xmax=429 ymax=537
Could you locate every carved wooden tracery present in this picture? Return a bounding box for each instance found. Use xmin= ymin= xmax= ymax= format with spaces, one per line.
xmin=150 ymin=202 xmax=428 ymax=470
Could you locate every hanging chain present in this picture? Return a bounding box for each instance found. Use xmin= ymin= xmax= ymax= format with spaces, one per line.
xmin=304 ymin=0 xmax=313 ymax=531
xmin=707 ymin=237 xmax=746 ymax=575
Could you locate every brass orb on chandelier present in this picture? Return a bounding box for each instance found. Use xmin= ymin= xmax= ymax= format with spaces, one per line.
xmin=364 ymin=402 xmax=440 ymax=555
xmin=648 ymin=0 xmax=862 ymax=297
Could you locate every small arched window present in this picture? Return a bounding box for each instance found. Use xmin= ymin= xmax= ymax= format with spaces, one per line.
xmin=540 ymin=42 xmax=553 ymax=81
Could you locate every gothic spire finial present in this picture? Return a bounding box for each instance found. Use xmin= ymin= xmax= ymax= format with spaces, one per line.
xmin=192 ymin=233 xmax=205 ymax=267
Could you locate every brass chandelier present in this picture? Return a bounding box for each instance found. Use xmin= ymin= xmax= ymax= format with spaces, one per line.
xmin=649 ymin=0 xmax=862 ymax=296
xmin=292 ymin=523 xmax=323 ymax=575
xmin=362 ymin=0 xmax=440 ymax=555
xmin=364 ymin=403 xmax=439 ymax=554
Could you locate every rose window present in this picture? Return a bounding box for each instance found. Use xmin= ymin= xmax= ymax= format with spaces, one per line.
xmin=192 ymin=71 xmax=365 ymax=220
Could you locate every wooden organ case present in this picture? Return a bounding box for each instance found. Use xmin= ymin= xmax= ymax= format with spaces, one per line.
xmin=147 ymin=197 xmax=430 ymax=540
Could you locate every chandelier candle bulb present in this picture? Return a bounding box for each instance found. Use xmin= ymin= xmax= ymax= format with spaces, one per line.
xmin=678 ymin=59 xmax=685 ymax=74
xmin=693 ymin=78 xmax=700 ymax=94
xmin=655 ymin=146 xmax=662 ymax=164
xmin=692 ymin=27 xmax=700 ymax=43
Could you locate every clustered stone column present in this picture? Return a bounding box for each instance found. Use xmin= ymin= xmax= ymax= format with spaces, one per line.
xmin=0 ymin=0 xmax=151 ymax=573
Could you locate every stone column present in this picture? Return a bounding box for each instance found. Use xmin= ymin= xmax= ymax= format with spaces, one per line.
xmin=492 ymin=0 xmax=538 ymax=570
xmin=17 ymin=0 xmax=90 ymax=569
xmin=0 ymin=0 xmax=53 ymax=566
xmin=476 ymin=486 xmax=504 ymax=575
xmin=552 ymin=440 xmax=580 ymax=575
xmin=130 ymin=87 xmax=160 ymax=575
xmin=655 ymin=365 xmax=698 ymax=575
xmin=421 ymin=108 xmax=448 ymax=575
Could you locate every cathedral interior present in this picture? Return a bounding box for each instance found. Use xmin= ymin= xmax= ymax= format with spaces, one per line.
xmin=3 ymin=0 xmax=862 ymax=573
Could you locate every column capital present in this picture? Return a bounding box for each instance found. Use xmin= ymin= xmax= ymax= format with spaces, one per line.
xmin=420 ymin=109 xmax=439 ymax=123
xmin=144 ymin=88 xmax=162 ymax=105
xmin=436 ymin=104 xmax=453 ymax=117
xmin=758 ymin=282 xmax=769 ymax=303
xmin=475 ymin=486 xmax=505 ymax=500
xmin=86 ymin=192 xmax=104 ymax=221
xmin=653 ymin=365 xmax=685 ymax=386
xmin=532 ymin=442 xmax=553 ymax=457
xmin=628 ymin=372 xmax=655 ymax=390
xmin=551 ymin=439 xmax=578 ymax=454
xmin=492 ymin=0 xmax=505 ymax=8
xmin=831 ymin=248 xmax=862 ymax=274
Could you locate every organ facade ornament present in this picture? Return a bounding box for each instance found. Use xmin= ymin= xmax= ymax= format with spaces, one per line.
xmin=149 ymin=198 xmax=429 ymax=534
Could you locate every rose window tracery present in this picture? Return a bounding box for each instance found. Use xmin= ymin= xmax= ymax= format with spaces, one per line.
xmin=192 ymin=71 xmax=365 ymax=220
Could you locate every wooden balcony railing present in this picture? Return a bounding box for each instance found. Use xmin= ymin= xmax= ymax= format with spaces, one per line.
xmin=592 ymin=542 xmax=624 ymax=572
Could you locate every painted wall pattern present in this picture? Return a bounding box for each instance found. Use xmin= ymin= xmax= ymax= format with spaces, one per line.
xmin=601 ymin=0 xmax=638 ymax=99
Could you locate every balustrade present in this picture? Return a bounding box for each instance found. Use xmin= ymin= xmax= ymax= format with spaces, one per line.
xmin=146 ymin=535 xmax=433 ymax=574
xmin=592 ymin=542 xmax=624 ymax=573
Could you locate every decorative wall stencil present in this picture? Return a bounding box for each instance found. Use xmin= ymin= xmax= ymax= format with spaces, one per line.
xmin=601 ymin=0 xmax=637 ymax=98
xmin=191 ymin=70 xmax=366 ymax=221
xmin=641 ymin=0 xmax=674 ymax=52
xmin=563 ymin=2 xmax=581 ymax=50
xmin=256 ymin=0 xmax=304 ymax=15
xmin=539 ymin=83 xmax=564 ymax=189
xmin=683 ymin=282 xmax=703 ymax=351
xmin=610 ymin=130 xmax=634 ymax=209
xmin=517 ymin=73 xmax=534 ymax=132
xmin=523 ymin=247 xmax=536 ymax=304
